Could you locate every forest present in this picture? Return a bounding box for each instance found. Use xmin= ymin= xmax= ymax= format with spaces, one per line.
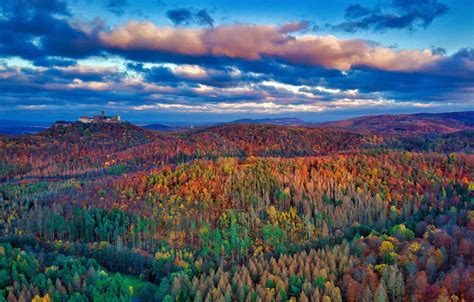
xmin=0 ymin=112 xmax=472 ymax=301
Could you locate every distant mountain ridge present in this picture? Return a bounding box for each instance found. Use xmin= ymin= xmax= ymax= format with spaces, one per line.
xmin=142 ymin=117 xmax=306 ymax=132
xmin=0 ymin=120 xmax=50 ymax=135
xmin=143 ymin=123 xmax=174 ymax=131
xmin=3 ymin=111 xmax=473 ymax=135
xmin=413 ymin=111 xmax=474 ymax=126
xmin=118 ymin=111 xmax=474 ymax=133
xmin=229 ymin=117 xmax=305 ymax=125
xmin=318 ymin=111 xmax=474 ymax=134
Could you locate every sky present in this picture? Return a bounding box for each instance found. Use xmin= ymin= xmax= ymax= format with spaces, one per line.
xmin=0 ymin=0 xmax=473 ymax=123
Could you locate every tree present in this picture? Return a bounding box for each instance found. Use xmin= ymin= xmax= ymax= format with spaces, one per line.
xmin=360 ymin=285 xmax=372 ymax=302
xmin=137 ymin=283 xmax=160 ymax=302
xmin=0 ymin=270 xmax=9 ymax=288
xmin=374 ymin=283 xmax=388 ymax=302
xmin=299 ymin=292 xmax=309 ymax=302
xmin=163 ymin=295 xmax=173 ymax=302
xmin=387 ymin=267 xmax=404 ymax=302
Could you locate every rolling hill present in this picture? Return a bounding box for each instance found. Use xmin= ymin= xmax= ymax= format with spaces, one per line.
xmin=318 ymin=111 xmax=474 ymax=134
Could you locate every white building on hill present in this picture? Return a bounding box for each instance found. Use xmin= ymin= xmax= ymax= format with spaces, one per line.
xmin=79 ymin=112 xmax=121 ymax=123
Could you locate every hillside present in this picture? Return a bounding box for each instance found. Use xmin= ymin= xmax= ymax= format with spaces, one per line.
xmin=2 ymin=113 xmax=473 ymax=181
xmin=188 ymin=123 xmax=374 ymax=156
xmin=0 ymin=122 xmax=161 ymax=179
xmin=318 ymin=111 xmax=474 ymax=134
xmin=414 ymin=111 xmax=474 ymax=126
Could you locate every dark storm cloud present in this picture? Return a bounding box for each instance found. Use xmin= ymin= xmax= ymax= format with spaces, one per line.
xmin=334 ymin=0 xmax=449 ymax=32
xmin=229 ymin=59 xmax=344 ymax=86
xmin=0 ymin=65 xmax=124 ymax=88
xmin=0 ymin=0 xmax=103 ymax=61
xmin=195 ymin=10 xmax=215 ymax=27
xmin=214 ymin=49 xmax=473 ymax=103
xmin=427 ymin=48 xmax=474 ymax=78
xmin=0 ymin=57 xmax=472 ymax=119
xmin=127 ymin=63 xmax=179 ymax=85
xmin=106 ymin=0 xmax=127 ymax=16
xmin=0 ymin=65 xmax=138 ymax=107
xmin=319 ymin=60 xmax=474 ymax=103
xmin=41 ymin=22 xmax=104 ymax=59
xmin=2 ymin=50 xmax=473 ymax=112
xmin=0 ymin=0 xmax=69 ymax=18
xmin=166 ymin=8 xmax=214 ymax=27
xmin=166 ymin=8 xmax=193 ymax=25
xmin=127 ymin=62 xmax=263 ymax=88
xmin=0 ymin=0 xmax=67 ymax=60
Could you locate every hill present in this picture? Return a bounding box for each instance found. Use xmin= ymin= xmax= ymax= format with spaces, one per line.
xmin=0 ymin=122 xmax=161 ymax=180
xmin=187 ymin=123 xmax=372 ymax=156
xmin=143 ymin=123 xmax=175 ymax=131
xmin=414 ymin=111 xmax=474 ymax=126
xmin=2 ymin=112 xmax=473 ymax=180
xmin=229 ymin=117 xmax=305 ymax=125
xmin=318 ymin=111 xmax=474 ymax=134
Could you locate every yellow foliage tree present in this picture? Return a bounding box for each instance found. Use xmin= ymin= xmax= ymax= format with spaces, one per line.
xmin=379 ymin=241 xmax=395 ymax=254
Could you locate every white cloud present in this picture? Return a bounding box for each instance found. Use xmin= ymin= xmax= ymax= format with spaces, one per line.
xmin=18 ymin=104 xmax=52 ymax=110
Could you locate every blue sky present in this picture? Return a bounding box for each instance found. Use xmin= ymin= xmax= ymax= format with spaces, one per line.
xmin=0 ymin=0 xmax=473 ymax=122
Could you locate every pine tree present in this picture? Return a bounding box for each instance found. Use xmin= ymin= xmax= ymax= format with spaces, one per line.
xmin=374 ymin=283 xmax=388 ymax=302
xmin=388 ymin=267 xmax=404 ymax=302
xmin=360 ymin=285 xmax=372 ymax=302
xmin=299 ymin=292 xmax=309 ymax=302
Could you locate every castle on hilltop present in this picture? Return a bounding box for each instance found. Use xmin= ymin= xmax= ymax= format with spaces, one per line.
xmin=79 ymin=111 xmax=121 ymax=124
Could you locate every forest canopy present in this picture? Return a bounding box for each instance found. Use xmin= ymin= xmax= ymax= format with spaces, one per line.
xmin=0 ymin=113 xmax=473 ymax=301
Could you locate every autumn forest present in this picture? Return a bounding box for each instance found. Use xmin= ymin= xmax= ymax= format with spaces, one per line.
xmin=0 ymin=112 xmax=473 ymax=302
